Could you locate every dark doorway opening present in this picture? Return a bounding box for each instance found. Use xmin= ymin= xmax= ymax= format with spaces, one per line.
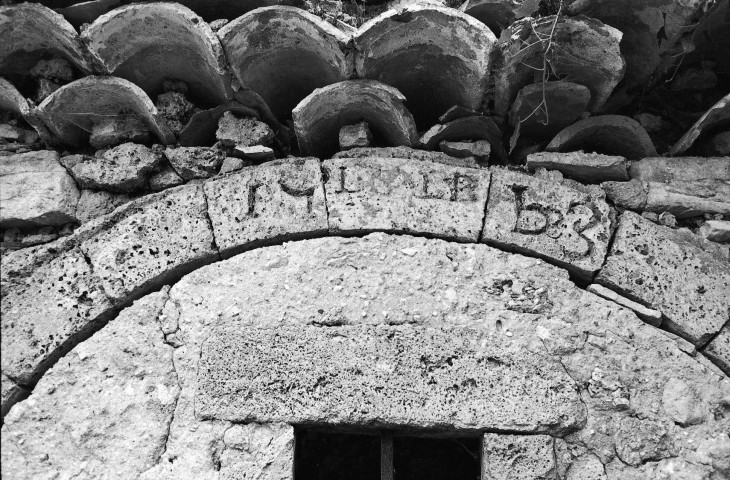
xmin=294 ymin=429 xmax=480 ymax=480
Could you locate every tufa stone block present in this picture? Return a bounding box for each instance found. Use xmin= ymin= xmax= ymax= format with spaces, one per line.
xmin=482 ymin=434 xmax=557 ymax=480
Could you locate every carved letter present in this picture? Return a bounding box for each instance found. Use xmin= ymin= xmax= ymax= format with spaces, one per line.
xmin=279 ymin=181 xmax=316 ymax=213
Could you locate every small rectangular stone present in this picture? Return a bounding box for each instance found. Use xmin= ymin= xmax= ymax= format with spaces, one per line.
xmin=703 ymin=326 xmax=729 ymax=376
xmin=586 ymin=284 xmax=662 ymax=326
xmin=628 ymin=157 xmax=730 ymax=182
xmin=481 ymin=168 xmax=613 ymax=281
xmin=527 ymin=151 xmax=629 ymax=183
xmin=220 ymin=423 xmax=294 ymax=480
xmin=482 ymin=434 xmax=556 ymax=480
xmin=196 ymin=325 xmax=585 ymax=434
xmin=645 ymin=181 xmax=730 ymax=218
xmin=0 ymin=150 xmax=79 ymax=227
xmin=81 ymin=184 xmax=218 ymax=304
xmin=204 ymin=158 xmax=328 ymax=258
xmin=596 ymin=211 xmax=730 ymax=346
xmin=1 ymin=247 xmax=112 ymax=385
xmin=323 ymin=157 xmax=490 ymax=242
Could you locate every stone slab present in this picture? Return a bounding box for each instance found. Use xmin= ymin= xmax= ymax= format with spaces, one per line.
xmin=323 ymin=157 xmax=490 ymax=242
xmin=645 ymin=181 xmax=730 ymax=218
xmin=0 ymin=150 xmax=79 ymax=227
xmin=596 ymin=211 xmax=730 ymax=346
xmin=1 ymin=247 xmax=112 ymax=385
xmin=67 ymin=143 xmax=162 ymax=192
xmin=482 ymin=434 xmax=556 ymax=480
xmin=1 ymin=291 xmax=179 ymax=480
xmin=586 ymin=284 xmax=662 ymax=327
xmin=628 ymin=157 xmax=730 ymax=183
xmin=203 ymin=158 xmax=328 ymax=258
xmin=481 ymin=168 xmax=613 ymax=281
xmin=80 ymin=184 xmax=218 ymax=303
xmin=196 ymin=324 xmax=585 ymax=433
xmin=219 ymin=423 xmax=294 ymax=480
xmin=527 ymin=151 xmax=629 ymax=183
xmin=703 ymin=326 xmax=729 ymax=376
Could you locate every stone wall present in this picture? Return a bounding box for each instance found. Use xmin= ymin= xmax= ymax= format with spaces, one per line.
xmin=1 ymin=0 xmax=729 ymax=478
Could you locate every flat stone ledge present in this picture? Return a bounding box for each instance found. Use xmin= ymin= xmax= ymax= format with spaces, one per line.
xmin=481 ymin=168 xmax=613 ymax=282
xmin=323 ymin=157 xmax=490 ymax=242
xmin=596 ymin=211 xmax=730 ymax=346
xmin=196 ymin=324 xmax=586 ymax=434
xmin=203 ymin=158 xmax=328 ymax=258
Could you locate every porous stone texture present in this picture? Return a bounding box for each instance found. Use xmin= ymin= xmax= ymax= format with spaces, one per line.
xmin=219 ymin=157 xmax=247 ymax=174
xmin=339 ymin=121 xmax=373 ymax=150
xmin=65 ymin=143 xmax=162 ymax=192
xmin=1 ymin=291 xmax=179 ymax=480
xmin=88 ymin=116 xmax=151 ymax=150
xmin=703 ymin=326 xmax=729 ymax=375
xmin=164 ymin=146 xmax=224 ymax=180
xmin=219 ymin=423 xmax=294 ymax=480
xmin=601 ymin=179 xmax=647 ymax=210
xmin=596 ymin=211 xmax=730 ymax=346
xmin=0 ymin=150 xmax=79 ymax=227
xmin=80 ymin=184 xmax=218 ymax=303
xmin=481 ymin=434 xmax=556 ymax=479
xmin=546 ymin=115 xmax=657 ymax=160
xmin=149 ymin=165 xmax=184 ymax=191
xmin=481 ymin=168 xmax=613 ymax=281
xmin=203 ymin=158 xmax=327 ymax=257
xmin=198 ymin=323 xmax=584 ymax=431
xmin=324 ymin=157 xmax=490 ymax=242
xmin=527 ymin=151 xmax=629 ymax=184
xmin=156 ymin=91 xmax=195 ymax=135
xmin=216 ymin=111 xmax=274 ymax=148
xmin=75 ymin=189 xmax=132 ymax=224
xmin=1 ymin=247 xmax=112 ymax=385
xmin=331 ymin=146 xmax=473 ymax=164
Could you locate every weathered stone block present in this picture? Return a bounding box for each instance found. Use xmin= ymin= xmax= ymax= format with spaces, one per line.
xmin=196 ymin=324 xmax=585 ymax=434
xmin=527 ymin=151 xmax=629 ymax=183
xmin=75 ymin=189 xmax=132 ymax=224
xmin=703 ymin=326 xmax=729 ymax=376
xmin=67 ymin=143 xmax=162 ymax=192
xmin=203 ymin=158 xmax=328 ymax=258
xmin=481 ymin=168 xmax=613 ymax=281
xmin=699 ymin=220 xmax=730 ymax=243
xmin=324 ymin=157 xmax=490 ymax=242
xmin=0 ymin=150 xmax=79 ymax=227
xmin=595 ymin=211 xmax=730 ymax=345
xmin=1 ymin=291 xmax=178 ymax=480
xmin=1 ymin=247 xmax=112 ymax=385
xmin=164 ymin=146 xmax=224 ymax=180
xmin=80 ymin=184 xmax=218 ymax=303
xmin=219 ymin=423 xmax=294 ymax=480
xmin=482 ymin=434 xmax=556 ymax=480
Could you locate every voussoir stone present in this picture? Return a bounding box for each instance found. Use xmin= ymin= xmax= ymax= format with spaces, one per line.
xmin=323 ymin=157 xmax=490 ymax=242
xmin=0 ymin=150 xmax=79 ymax=227
xmin=527 ymin=151 xmax=629 ymax=184
xmin=482 ymin=434 xmax=557 ymax=480
xmin=596 ymin=211 xmax=730 ymax=346
xmin=1 ymin=247 xmax=112 ymax=386
xmin=0 ymin=291 xmax=179 ymax=480
xmin=79 ymin=184 xmax=218 ymax=303
xmin=481 ymin=168 xmax=614 ymax=281
xmin=203 ymin=158 xmax=328 ymax=258
xmin=196 ymin=323 xmax=584 ymax=432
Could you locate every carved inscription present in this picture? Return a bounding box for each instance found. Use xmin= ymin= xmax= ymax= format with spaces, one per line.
xmin=509 ymin=183 xmax=599 ymax=258
xmin=279 ymin=180 xmax=316 ymax=213
xmin=330 ymin=165 xmax=479 ymax=203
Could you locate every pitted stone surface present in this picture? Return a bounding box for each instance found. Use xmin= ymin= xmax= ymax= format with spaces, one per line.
xmin=596 ymin=211 xmax=730 ymax=346
xmin=0 ymin=150 xmax=79 ymax=227
xmin=65 ymin=143 xmax=162 ymax=192
xmin=1 ymin=291 xmax=179 ymax=480
xmin=1 ymin=247 xmax=112 ymax=385
xmin=481 ymin=168 xmax=613 ymax=281
xmin=203 ymin=158 xmax=328 ymax=258
xmin=196 ymin=323 xmax=585 ymax=432
xmin=164 ymin=146 xmax=224 ymax=180
xmin=323 ymin=157 xmax=490 ymax=242
xmin=219 ymin=423 xmax=294 ymax=480
xmin=80 ymin=184 xmax=218 ymax=303
xmin=481 ymin=434 xmax=556 ymax=479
